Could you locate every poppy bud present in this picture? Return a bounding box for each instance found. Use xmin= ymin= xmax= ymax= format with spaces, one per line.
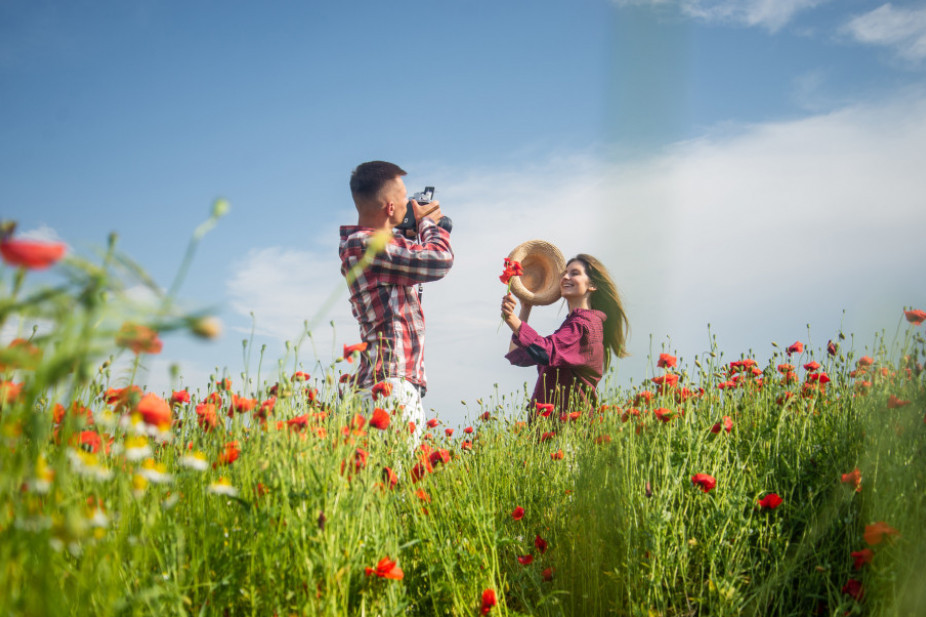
xmin=191 ymin=316 xmax=223 ymax=339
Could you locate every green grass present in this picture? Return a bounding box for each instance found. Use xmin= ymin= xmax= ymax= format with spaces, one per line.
xmin=1 ymin=213 xmax=924 ymax=616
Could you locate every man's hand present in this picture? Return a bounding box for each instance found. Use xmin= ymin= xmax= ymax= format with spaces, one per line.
xmin=410 ymin=199 xmax=443 ymax=224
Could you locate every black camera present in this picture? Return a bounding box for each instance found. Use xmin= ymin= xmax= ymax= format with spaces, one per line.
xmin=396 ymin=186 xmax=453 ymax=238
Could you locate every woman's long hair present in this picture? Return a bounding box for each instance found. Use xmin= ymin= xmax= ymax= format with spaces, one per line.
xmin=570 ymin=254 xmax=629 ymax=370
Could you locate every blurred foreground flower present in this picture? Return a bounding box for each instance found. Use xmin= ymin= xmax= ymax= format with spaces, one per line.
xmin=864 ymin=521 xmax=900 ymax=546
xmin=0 ymin=236 xmax=66 ymax=269
xmin=116 ymin=323 xmax=163 ymax=355
xmin=208 ymin=477 xmax=238 ymax=497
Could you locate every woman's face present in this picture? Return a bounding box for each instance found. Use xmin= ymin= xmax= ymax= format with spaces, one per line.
xmin=561 ymin=260 xmax=596 ymax=299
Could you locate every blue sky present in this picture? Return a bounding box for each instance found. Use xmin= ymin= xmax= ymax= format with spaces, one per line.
xmin=3 ymin=0 xmax=926 ymax=427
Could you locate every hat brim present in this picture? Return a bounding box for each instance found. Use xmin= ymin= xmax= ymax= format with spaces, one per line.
xmin=507 ymin=240 xmax=566 ymax=306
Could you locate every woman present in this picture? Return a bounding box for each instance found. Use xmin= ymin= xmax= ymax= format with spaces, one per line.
xmin=502 ymin=254 xmax=628 ymax=416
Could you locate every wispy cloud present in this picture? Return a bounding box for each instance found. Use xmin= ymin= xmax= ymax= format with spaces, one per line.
xmin=225 ymin=92 xmax=926 ymax=426
xmin=614 ymin=0 xmax=830 ymax=32
xmin=842 ymin=3 xmax=926 ymax=62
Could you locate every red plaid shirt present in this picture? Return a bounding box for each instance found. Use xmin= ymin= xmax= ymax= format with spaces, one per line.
xmin=338 ymin=218 xmax=453 ymax=392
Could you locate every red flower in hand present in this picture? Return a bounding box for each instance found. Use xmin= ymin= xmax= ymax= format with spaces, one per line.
xmin=499 ymin=257 xmax=524 ymax=285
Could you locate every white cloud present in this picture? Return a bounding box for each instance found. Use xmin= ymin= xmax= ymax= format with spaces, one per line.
xmin=842 ymin=3 xmax=926 ymax=61
xmin=614 ymin=0 xmax=830 ymax=32
xmin=225 ymin=92 xmax=926 ymax=428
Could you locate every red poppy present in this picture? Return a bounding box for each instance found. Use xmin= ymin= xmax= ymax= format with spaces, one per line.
xmin=651 ymin=373 xmax=679 ymax=388
xmin=499 ymin=257 xmax=524 ymax=285
xmin=851 ymin=548 xmax=873 ymax=570
xmin=371 ymin=381 xmax=392 ymax=400
xmin=365 ymin=556 xmax=404 ymax=580
xmin=216 ymin=441 xmax=240 ymax=466
xmin=657 ymin=353 xmax=677 ymax=369
xmin=534 ymin=534 xmax=548 ymax=554
xmin=74 ymin=430 xmax=102 ymax=453
xmin=0 ymin=238 xmax=66 ymax=269
xmin=729 ymin=359 xmax=757 ymax=372
xmin=535 ymin=402 xmax=554 ymax=417
xmin=511 ymin=506 xmax=525 ymax=521
xmin=136 ymin=393 xmax=171 ymax=427
xmin=864 ymin=521 xmax=900 ymax=546
xmin=777 ymin=363 xmax=795 ymax=374
xmin=903 ymin=309 xmax=926 ymax=325
xmin=286 ymin=414 xmax=309 ymax=431
xmin=803 ymin=361 xmax=820 ymax=371
xmin=291 ymin=371 xmax=310 ymax=381
xmin=461 ymin=440 xmax=473 ymax=451
xmin=481 ymin=588 xmax=497 ymax=615
xmin=841 ymin=468 xmax=862 ymax=492
xmin=827 ymin=340 xmax=838 ymax=356
xmin=463 ymin=426 xmax=474 ymax=434
xmin=115 ymin=322 xmax=163 ymax=355
xmin=711 ymin=416 xmax=733 ymax=434
xmin=369 ymin=407 xmax=391 ymax=430
xmin=691 ymin=473 xmax=716 ymax=493
xmin=887 ymin=394 xmax=910 ymax=409
xmin=757 ymin=493 xmax=783 ymax=509
xmin=411 ymin=460 xmax=432 ymax=483
xmin=550 ymin=449 xmax=564 ymax=460
xmin=428 ymin=449 xmax=451 ymax=466
xmin=415 ymin=488 xmax=431 ymax=502
xmin=426 ymin=418 xmax=440 ymax=428
xmin=541 ymin=567 xmax=554 ymax=581
xmin=382 ymin=467 xmax=399 ymax=490
xmin=343 ymin=342 xmax=368 ymax=362
xmin=480 ymin=411 xmax=491 ymax=421
xmin=229 ymin=394 xmax=256 ymax=416
xmin=195 ymin=403 xmax=218 ymax=431
xmin=841 ymin=578 xmax=864 ymax=601
xmin=444 ymin=428 xmax=454 ymax=437
xmin=786 ymin=341 xmax=804 ymax=355
xmin=170 ymin=390 xmax=190 ymax=405
xmin=517 ymin=554 xmax=533 ymax=565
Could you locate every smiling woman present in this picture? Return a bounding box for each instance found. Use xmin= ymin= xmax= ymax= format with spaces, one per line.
xmin=501 ymin=253 xmax=629 ymax=416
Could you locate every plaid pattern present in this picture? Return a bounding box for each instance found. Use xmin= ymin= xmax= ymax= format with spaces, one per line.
xmin=339 ymin=217 xmax=453 ymax=392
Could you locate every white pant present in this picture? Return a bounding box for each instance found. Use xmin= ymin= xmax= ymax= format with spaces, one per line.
xmin=359 ymin=378 xmax=426 ymax=444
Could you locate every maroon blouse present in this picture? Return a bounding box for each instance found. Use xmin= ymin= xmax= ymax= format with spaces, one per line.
xmin=505 ymin=308 xmax=607 ymax=412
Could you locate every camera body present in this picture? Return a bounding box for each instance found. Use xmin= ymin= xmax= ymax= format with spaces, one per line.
xmin=396 ymin=186 xmax=453 ymax=238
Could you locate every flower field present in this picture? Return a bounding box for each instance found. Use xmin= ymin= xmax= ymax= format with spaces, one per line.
xmin=1 ymin=217 xmax=924 ymax=616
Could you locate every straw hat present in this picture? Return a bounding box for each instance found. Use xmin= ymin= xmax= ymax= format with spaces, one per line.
xmin=506 ymin=240 xmax=566 ymax=306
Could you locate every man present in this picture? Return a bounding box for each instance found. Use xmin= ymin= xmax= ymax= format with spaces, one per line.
xmin=338 ymin=161 xmax=453 ymax=440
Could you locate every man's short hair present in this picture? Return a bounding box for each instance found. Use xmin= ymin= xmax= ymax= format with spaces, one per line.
xmin=350 ymin=161 xmax=407 ymax=202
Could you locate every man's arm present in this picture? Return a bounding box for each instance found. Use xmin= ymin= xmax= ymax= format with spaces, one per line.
xmin=368 ymin=218 xmax=453 ymax=286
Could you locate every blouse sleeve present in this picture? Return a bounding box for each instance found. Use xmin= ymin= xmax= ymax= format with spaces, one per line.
xmin=504 ymin=319 xmax=587 ymax=368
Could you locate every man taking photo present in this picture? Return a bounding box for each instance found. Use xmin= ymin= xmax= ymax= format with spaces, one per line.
xmin=338 ymin=161 xmax=454 ymax=442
